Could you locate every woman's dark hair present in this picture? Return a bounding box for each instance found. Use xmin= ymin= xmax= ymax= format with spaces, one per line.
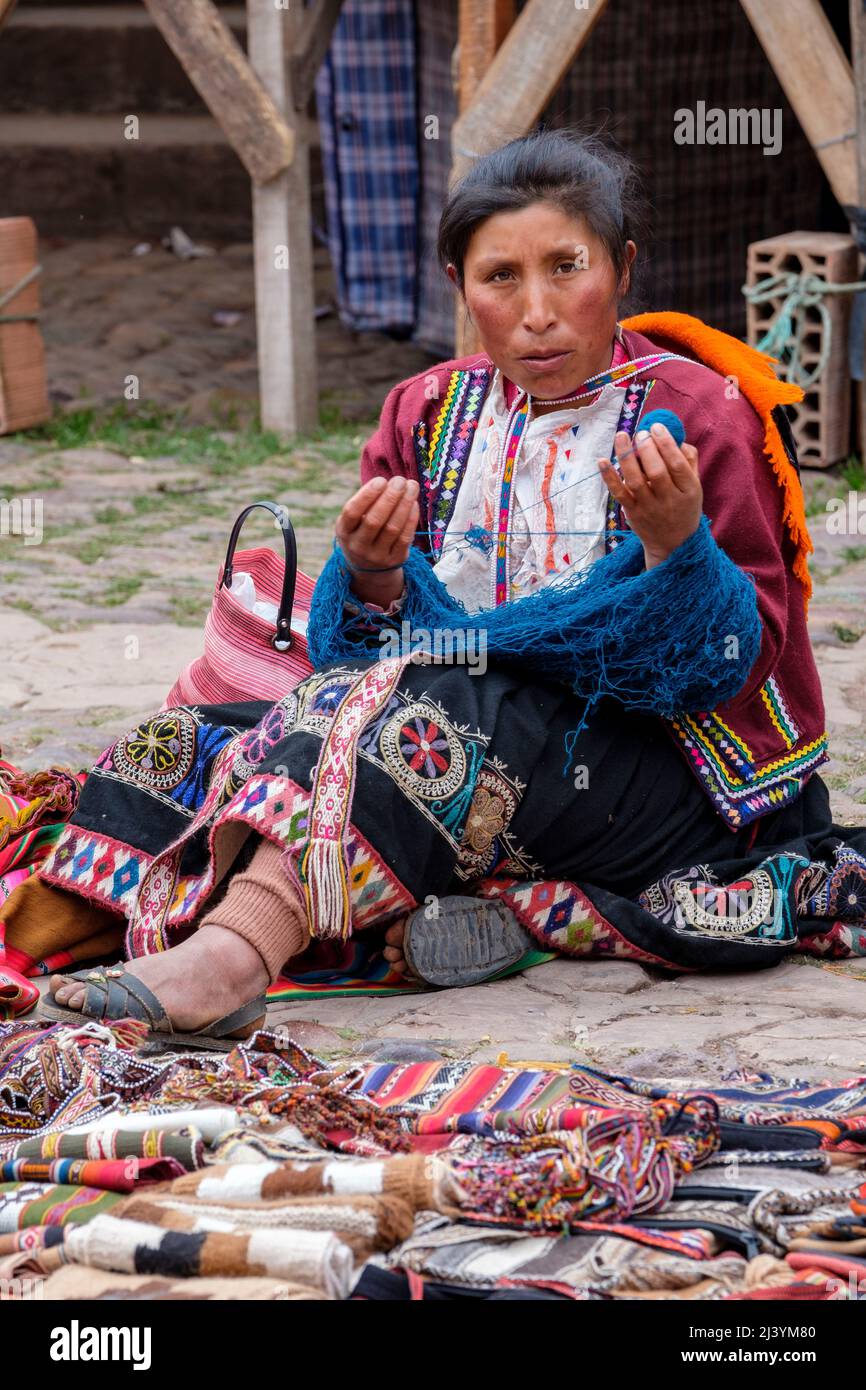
xmin=437 ymin=127 xmax=649 ymax=298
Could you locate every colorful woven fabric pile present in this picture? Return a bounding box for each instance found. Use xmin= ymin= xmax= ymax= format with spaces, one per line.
xmin=1 ymin=1019 xmax=865 ymax=1301
xmin=0 ymin=756 xmax=86 ymax=1014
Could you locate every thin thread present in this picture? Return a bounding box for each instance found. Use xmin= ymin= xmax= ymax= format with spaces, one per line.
xmin=416 ymin=438 xmax=641 ymax=568
xmin=418 ymin=526 xmax=631 ymax=567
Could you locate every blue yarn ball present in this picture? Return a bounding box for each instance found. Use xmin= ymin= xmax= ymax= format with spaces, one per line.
xmin=639 ymin=408 xmax=686 ymax=446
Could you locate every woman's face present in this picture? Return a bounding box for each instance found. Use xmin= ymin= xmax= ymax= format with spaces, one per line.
xmin=449 ymin=200 xmax=636 ymax=399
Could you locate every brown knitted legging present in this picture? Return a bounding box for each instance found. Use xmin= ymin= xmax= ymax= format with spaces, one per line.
xmin=196 ymin=835 xmax=322 ymax=983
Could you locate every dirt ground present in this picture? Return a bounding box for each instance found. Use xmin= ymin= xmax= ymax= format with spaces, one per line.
xmin=3 ymin=236 xmax=866 ymax=1081
xmin=38 ymin=233 xmax=437 ymax=423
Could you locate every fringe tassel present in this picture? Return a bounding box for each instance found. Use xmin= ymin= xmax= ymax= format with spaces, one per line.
xmin=297 ymin=838 xmax=352 ymax=942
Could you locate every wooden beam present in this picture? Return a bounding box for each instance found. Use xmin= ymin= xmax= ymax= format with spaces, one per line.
xmin=451 ymin=0 xmax=608 ymax=188
xmin=291 ymin=0 xmax=346 ymax=112
xmin=458 ymin=0 xmax=515 ymax=110
xmin=0 ymin=0 xmax=18 ymax=33
xmin=247 ymin=0 xmax=318 ymax=436
xmin=142 ymin=0 xmax=295 ymax=185
xmin=739 ymin=0 xmax=856 ymax=208
xmin=455 ymin=1 xmax=516 ymax=355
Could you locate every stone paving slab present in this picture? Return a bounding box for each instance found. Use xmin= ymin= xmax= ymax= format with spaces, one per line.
xmin=264 ymin=955 xmax=866 ymax=1081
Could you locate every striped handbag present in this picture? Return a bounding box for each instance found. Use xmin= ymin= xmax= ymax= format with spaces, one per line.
xmin=162 ymin=501 xmax=315 ymax=709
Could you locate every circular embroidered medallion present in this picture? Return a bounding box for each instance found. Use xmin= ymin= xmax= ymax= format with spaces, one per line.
xmin=113 ymin=710 xmax=197 ymax=790
xmin=380 ymin=703 xmax=466 ymax=800
xmin=825 ymin=860 xmax=866 ymax=917
xmin=308 ymin=677 xmax=351 ymax=717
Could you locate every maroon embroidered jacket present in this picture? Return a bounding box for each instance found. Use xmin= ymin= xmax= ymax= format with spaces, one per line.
xmin=357 ymin=326 xmax=828 ymax=828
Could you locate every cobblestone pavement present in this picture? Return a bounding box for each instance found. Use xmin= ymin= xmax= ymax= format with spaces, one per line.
xmin=2 ymin=237 xmax=866 ymax=1079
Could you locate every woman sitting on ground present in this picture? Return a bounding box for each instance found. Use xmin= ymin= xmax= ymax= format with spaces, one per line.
xmin=12 ymin=128 xmax=865 ymax=1044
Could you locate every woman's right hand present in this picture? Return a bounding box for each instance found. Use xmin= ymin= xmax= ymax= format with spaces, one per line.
xmin=335 ymin=475 xmax=420 ymax=605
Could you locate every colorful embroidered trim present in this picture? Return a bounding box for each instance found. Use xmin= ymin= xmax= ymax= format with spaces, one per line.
xmin=669 ymin=715 xmax=829 ymax=828
xmin=421 ymin=354 xmax=679 ymax=573
xmin=42 ymin=783 xmax=415 ymax=953
xmin=290 ymin=655 xmax=414 ymax=940
xmin=424 ymin=368 xmax=490 ymax=558
xmin=550 ymin=350 xmax=686 ymax=399
xmin=493 ymin=397 xmax=530 ymax=606
xmin=760 ymin=675 xmax=800 ymax=749
xmin=476 ymin=877 xmax=673 ymax=968
xmin=605 ymin=380 xmax=655 ymax=551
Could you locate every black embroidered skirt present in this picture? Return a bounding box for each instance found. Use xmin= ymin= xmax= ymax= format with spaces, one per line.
xmin=38 ymin=657 xmax=866 ymax=971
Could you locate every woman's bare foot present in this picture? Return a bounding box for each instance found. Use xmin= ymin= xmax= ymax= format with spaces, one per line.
xmin=383 ymin=917 xmax=418 ymax=978
xmin=49 ymin=926 xmax=269 ymax=1032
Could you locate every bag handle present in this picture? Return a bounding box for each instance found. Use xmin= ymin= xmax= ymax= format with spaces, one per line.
xmin=221 ymin=501 xmax=298 ymax=652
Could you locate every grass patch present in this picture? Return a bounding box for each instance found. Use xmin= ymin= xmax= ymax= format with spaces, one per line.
xmin=98 ymin=575 xmax=148 ymax=607
xmin=841 ymin=455 xmax=866 ymax=491
xmin=5 ymin=597 xmax=65 ymax=630
xmin=823 ymin=771 xmax=855 ymax=791
xmin=18 ymin=403 xmax=280 ymax=474
xmin=11 ymin=403 xmax=375 ymax=508
xmin=74 ymin=538 xmax=111 ymax=565
xmin=40 ymin=523 xmax=80 ymax=542
xmin=0 ymin=478 xmax=59 ymax=497
xmin=805 ymin=490 xmax=833 ymax=519
xmin=94 ymin=505 xmax=126 ymax=525
xmin=831 ymin=622 xmax=864 ymax=643
xmin=293 ymin=504 xmax=342 ymax=528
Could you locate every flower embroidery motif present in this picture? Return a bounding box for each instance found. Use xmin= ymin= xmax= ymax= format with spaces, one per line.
xmin=826 ymin=863 xmax=866 ymax=919
xmin=380 ymin=701 xmax=466 ymax=801
xmin=238 ymin=705 xmax=287 ymax=767
xmin=399 ymin=718 xmax=450 ymax=778
xmin=464 ymin=786 xmax=509 ymax=853
xmin=113 ymin=711 xmax=196 ymax=790
xmin=309 ymin=680 xmax=349 ymax=716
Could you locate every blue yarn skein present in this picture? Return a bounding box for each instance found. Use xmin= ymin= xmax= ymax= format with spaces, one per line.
xmin=636 ymin=409 xmax=686 ymax=446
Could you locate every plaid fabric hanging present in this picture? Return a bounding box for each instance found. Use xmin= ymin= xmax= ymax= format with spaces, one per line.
xmin=315 ymin=0 xmax=420 ymax=334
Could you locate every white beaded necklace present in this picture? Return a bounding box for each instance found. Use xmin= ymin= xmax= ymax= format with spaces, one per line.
xmin=525 ymin=351 xmax=693 ymax=407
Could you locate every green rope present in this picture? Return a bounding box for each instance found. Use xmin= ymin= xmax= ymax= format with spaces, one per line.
xmin=0 ymin=264 xmax=42 ymax=325
xmin=741 ymin=270 xmax=866 ymax=390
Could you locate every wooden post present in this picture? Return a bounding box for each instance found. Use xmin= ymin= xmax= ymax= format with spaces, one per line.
xmin=739 ymin=0 xmax=856 ymax=208
xmin=247 ymin=0 xmax=318 ymax=436
xmin=0 ymin=0 xmax=18 ymax=35
xmin=850 ymin=0 xmax=866 ymax=462
xmin=454 ymin=0 xmax=516 ymax=355
xmin=458 ymin=0 xmax=515 ymax=107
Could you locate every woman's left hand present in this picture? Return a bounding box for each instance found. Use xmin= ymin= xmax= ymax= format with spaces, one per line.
xmin=599 ymin=422 xmax=703 ymax=569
